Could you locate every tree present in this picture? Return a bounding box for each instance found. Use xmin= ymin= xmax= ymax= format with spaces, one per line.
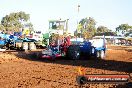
xmin=116 ymin=24 xmax=131 ymax=36
xmin=1 ymin=11 xmax=33 ymax=33
xmin=77 ymin=17 xmax=96 ymax=39
xmin=95 ymin=26 xmax=115 ymax=36
xmin=125 ymin=26 xmax=132 ymax=37
xmin=97 ymin=26 xmax=111 ymax=33
xmin=0 ymin=24 xmax=5 ymax=32
xmin=95 ymin=32 xmax=117 ymax=36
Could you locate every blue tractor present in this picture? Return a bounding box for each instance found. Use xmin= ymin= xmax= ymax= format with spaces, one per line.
xmin=66 ymin=38 xmax=106 ymax=59
xmin=0 ymin=37 xmax=6 ymax=50
xmin=39 ymin=19 xmax=106 ymax=59
xmin=0 ymin=34 xmax=9 ymax=50
xmin=5 ymin=34 xmax=16 ymax=50
xmin=40 ymin=37 xmax=106 ymax=60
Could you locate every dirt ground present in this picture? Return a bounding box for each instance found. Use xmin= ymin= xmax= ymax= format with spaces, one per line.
xmin=0 ymin=45 xmax=132 ymax=88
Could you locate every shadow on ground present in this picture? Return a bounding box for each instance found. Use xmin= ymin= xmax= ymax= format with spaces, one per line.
xmin=13 ymin=51 xmax=132 ymax=73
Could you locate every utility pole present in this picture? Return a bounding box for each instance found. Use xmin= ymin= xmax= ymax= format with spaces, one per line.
xmin=77 ymin=4 xmax=80 ymax=34
xmin=78 ymin=4 xmax=80 ymax=15
xmin=78 ymin=4 xmax=81 ymax=38
xmin=76 ymin=3 xmax=80 ymax=40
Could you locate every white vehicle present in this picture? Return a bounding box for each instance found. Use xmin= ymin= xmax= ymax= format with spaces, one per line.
xmin=89 ymin=37 xmax=107 ymax=59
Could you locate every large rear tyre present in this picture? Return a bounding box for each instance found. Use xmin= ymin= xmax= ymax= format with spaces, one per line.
xmin=30 ymin=52 xmax=42 ymax=60
xmin=67 ymin=45 xmax=80 ymax=60
xmin=36 ymin=53 xmax=42 ymax=59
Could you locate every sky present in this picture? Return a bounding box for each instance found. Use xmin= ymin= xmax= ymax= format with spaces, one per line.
xmin=0 ymin=0 xmax=132 ymax=33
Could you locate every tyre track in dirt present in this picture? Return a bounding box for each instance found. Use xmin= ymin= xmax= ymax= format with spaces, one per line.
xmin=0 ymin=45 xmax=131 ymax=88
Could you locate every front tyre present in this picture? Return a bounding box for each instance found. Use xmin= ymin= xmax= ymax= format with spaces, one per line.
xmin=67 ymin=45 xmax=80 ymax=60
xmin=100 ymin=50 xmax=105 ymax=59
xmin=96 ymin=50 xmax=105 ymax=59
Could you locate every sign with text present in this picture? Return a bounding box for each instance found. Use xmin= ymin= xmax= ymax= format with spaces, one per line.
xmin=76 ymin=74 xmax=130 ymax=85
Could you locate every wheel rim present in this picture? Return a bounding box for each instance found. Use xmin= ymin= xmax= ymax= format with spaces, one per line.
xmin=74 ymin=51 xmax=80 ymax=59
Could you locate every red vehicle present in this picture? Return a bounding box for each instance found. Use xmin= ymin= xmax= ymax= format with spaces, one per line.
xmin=40 ymin=36 xmax=71 ymax=60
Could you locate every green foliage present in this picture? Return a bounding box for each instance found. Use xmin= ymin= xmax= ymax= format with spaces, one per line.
xmin=1 ymin=11 xmax=33 ymax=33
xmin=77 ymin=17 xmax=96 ymax=39
xmin=125 ymin=28 xmax=132 ymax=37
xmin=95 ymin=32 xmax=117 ymax=36
xmin=0 ymin=24 xmax=5 ymax=31
xmin=116 ymin=24 xmax=132 ymax=36
xmin=95 ymin=26 xmax=114 ymax=36
xmin=97 ymin=26 xmax=111 ymax=33
xmin=116 ymin=24 xmax=130 ymax=32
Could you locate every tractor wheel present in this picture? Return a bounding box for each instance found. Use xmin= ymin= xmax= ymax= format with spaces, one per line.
xmin=100 ymin=50 xmax=105 ymax=59
xmin=67 ymin=45 xmax=80 ymax=60
xmin=91 ymin=47 xmax=95 ymax=56
xmin=36 ymin=53 xmax=42 ymax=59
xmin=96 ymin=50 xmax=105 ymax=59
xmin=30 ymin=53 xmax=41 ymax=60
xmin=76 ymin=76 xmax=87 ymax=85
xmin=96 ymin=51 xmax=100 ymax=58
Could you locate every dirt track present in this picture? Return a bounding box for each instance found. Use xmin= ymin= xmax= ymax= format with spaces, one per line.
xmin=0 ymin=45 xmax=132 ymax=88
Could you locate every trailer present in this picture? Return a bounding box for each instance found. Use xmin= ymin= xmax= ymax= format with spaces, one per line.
xmin=0 ymin=38 xmax=6 ymax=51
xmin=0 ymin=33 xmax=37 ymax=51
xmin=14 ymin=38 xmax=37 ymax=51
